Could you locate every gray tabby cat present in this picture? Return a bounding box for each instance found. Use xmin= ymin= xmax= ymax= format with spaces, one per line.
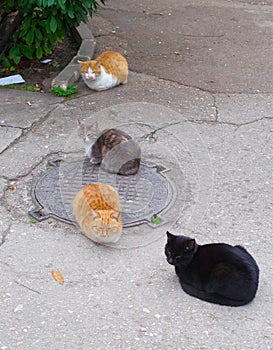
xmin=77 ymin=119 xmax=141 ymax=175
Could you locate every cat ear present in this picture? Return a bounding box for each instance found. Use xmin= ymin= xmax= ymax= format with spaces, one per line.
xmin=166 ymin=231 xmax=175 ymax=240
xmin=77 ymin=60 xmax=84 ymax=65
xmin=97 ymin=61 xmax=102 ymax=68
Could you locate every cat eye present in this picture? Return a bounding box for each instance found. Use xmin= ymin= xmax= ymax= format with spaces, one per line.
xmin=184 ymin=239 xmax=195 ymax=252
xmin=184 ymin=246 xmax=193 ymax=253
xmin=111 ymin=212 xmax=120 ymax=221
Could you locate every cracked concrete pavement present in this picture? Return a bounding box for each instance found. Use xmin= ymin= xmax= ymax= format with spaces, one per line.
xmin=0 ymin=0 xmax=273 ymax=349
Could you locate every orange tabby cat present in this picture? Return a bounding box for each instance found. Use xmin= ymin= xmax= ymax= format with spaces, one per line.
xmin=73 ymin=184 xmax=122 ymax=244
xmin=78 ymin=51 xmax=128 ymax=91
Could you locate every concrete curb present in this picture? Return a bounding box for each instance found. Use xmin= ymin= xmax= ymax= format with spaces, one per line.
xmin=51 ymin=22 xmax=96 ymax=90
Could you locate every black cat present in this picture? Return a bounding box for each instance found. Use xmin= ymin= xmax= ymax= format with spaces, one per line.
xmin=165 ymin=231 xmax=259 ymax=306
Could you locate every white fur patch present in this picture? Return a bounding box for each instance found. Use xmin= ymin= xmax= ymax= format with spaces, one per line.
xmin=85 ymin=67 xmax=96 ymax=81
xmin=82 ymin=66 xmax=119 ymax=91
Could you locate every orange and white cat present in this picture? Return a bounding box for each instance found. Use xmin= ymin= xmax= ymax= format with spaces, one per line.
xmin=73 ymin=184 xmax=122 ymax=244
xmin=78 ymin=51 xmax=128 ymax=91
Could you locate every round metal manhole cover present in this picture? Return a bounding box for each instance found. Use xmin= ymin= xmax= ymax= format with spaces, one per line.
xmin=29 ymin=158 xmax=176 ymax=228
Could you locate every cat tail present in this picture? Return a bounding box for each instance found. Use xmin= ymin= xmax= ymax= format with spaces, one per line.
xmin=181 ymin=282 xmax=254 ymax=307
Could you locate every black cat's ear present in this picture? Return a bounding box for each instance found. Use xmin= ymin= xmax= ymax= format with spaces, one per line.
xmin=185 ymin=239 xmax=196 ymax=251
xmin=166 ymin=231 xmax=175 ymax=241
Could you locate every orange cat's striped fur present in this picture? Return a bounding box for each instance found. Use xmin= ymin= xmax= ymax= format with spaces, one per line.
xmin=78 ymin=51 xmax=128 ymax=91
xmin=73 ymin=184 xmax=122 ymax=244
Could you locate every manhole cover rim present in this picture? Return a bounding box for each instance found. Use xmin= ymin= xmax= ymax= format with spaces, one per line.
xmin=29 ymin=159 xmax=176 ymax=228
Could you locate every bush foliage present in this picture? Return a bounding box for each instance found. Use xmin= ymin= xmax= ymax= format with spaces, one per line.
xmin=0 ymin=0 xmax=105 ymax=69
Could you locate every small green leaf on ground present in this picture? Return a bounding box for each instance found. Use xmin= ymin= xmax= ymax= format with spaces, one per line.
xmin=151 ymin=215 xmax=163 ymax=224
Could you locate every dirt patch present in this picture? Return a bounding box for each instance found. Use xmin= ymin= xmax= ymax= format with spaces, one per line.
xmin=0 ymin=35 xmax=79 ymax=92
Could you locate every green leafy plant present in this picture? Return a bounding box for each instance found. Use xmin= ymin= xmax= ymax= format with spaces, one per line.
xmin=0 ymin=0 xmax=106 ymax=68
xmin=51 ymin=84 xmax=79 ymax=96
xmin=151 ymin=215 xmax=163 ymax=225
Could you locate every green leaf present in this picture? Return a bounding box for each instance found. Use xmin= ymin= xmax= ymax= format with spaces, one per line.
xmin=25 ymin=29 xmax=34 ymax=45
xmin=49 ymin=16 xmax=57 ymax=33
xmin=36 ymin=46 xmax=43 ymax=59
xmin=67 ymin=5 xmax=75 ymax=19
xmin=20 ymin=44 xmax=33 ymax=59
xmin=43 ymin=46 xmax=52 ymax=55
xmin=20 ymin=17 xmax=32 ymax=38
xmin=1 ymin=56 xmax=12 ymax=69
xmin=57 ymin=0 xmax=66 ymax=10
xmin=151 ymin=215 xmax=163 ymax=224
xmin=9 ymin=45 xmax=21 ymax=64
xmin=47 ymin=0 xmax=55 ymax=6
xmin=35 ymin=28 xmax=43 ymax=44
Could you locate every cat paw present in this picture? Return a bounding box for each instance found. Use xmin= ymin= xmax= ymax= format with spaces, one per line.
xmin=90 ymin=158 xmax=100 ymax=165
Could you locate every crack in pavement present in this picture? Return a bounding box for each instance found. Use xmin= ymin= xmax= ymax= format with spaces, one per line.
xmin=0 ymin=224 xmax=11 ymax=247
xmin=1 ymin=151 xmax=63 ymax=182
xmin=138 ymin=121 xmax=182 ymax=142
xmin=1 ymin=150 xmax=83 ymax=182
xmin=130 ymin=69 xmax=217 ymax=96
xmin=182 ymin=116 xmax=273 ymax=130
xmin=0 ymin=105 xmax=59 ymax=157
xmin=14 ymin=281 xmax=42 ymax=295
xmin=0 ymin=124 xmax=25 ymax=130
xmin=215 ymin=115 xmax=272 ymax=128
xmin=128 ymin=70 xmax=270 ymax=125
xmin=0 ymin=128 xmax=23 ymax=156
xmin=233 ymin=116 xmax=273 ymax=130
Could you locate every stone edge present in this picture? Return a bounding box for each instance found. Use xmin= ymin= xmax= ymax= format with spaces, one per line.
xmin=51 ymin=22 xmax=96 ymax=90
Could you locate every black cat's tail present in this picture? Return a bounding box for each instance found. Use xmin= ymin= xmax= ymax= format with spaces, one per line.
xmin=181 ymin=283 xmax=255 ymax=307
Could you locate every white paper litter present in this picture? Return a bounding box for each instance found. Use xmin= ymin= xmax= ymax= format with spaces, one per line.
xmin=41 ymin=59 xmax=52 ymax=64
xmin=0 ymin=74 xmax=25 ymax=86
